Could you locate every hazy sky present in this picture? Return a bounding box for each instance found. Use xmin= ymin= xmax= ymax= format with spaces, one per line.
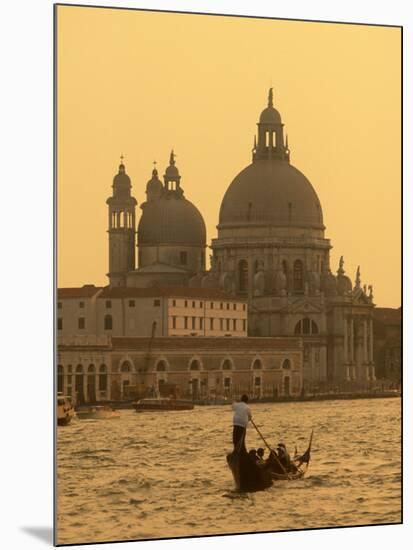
xmin=57 ymin=6 xmax=401 ymax=307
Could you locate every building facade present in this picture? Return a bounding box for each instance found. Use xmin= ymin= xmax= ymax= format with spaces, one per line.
xmin=57 ymin=336 xmax=303 ymax=404
xmin=58 ymin=286 xmax=248 ymax=339
xmin=58 ymin=88 xmax=380 ymax=398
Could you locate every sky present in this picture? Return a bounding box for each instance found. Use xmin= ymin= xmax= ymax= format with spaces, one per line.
xmin=57 ymin=5 xmax=401 ymax=307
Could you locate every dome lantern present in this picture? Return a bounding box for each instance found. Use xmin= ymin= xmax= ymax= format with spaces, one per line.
xmin=253 ymin=88 xmax=290 ymax=162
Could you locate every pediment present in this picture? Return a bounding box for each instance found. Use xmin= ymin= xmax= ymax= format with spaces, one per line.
xmin=279 ymin=298 xmax=324 ymax=314
xmin=352 ymin=288 xmax=371 ymax=305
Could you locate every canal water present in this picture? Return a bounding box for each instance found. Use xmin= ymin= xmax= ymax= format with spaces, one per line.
xmin=56 ymin=397 xmax=401 ymax=545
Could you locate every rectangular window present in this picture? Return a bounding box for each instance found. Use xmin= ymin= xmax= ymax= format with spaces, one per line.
xmin=180 ymin=251 xmax=188 ymax=265
xmin=154 ymin=299 xmax=161 ymax=307
xmin=58 ymin=302 xmax=62 ymax=309
xmin=243 ymin=304 xmax=246 ymax=311
xmin=79 ymin=301 xmax=84 ymax=308
xmin=226 ymin=303 xmax=230 ymax=310
xmin=172 ymin=299 xmax=176 ymax=307
xmin=210 ymin=302 xmax=214 ymax=309
xmin=199 ymin=317 xmax=203 ymax=330
xmin=233 ymin=303 xmax=236 ymax=310
xmin=199 ymin=301 xmax=203 ymax=308
xmin=192 ymin=317 xmax=196 ymax=329
xmin=184 ymin=317 xmax=188 ymax=329
xmin=128 ymin=300 xmax=135 ymax=307
xmin=78 ymin=317 xmax=85 ymax=329
xmin=172 ymin=316 xmax=176 ymax=329
xmin=184 ymin=300 xmax=188 ymax=307
xmin=192 ymin=301 xmax=196 ymax=308
xmin=210 ymin=318 xmax=214 ymax=330
xmin=220 ymin=302 xmax=223 ymax=310
xmin=106 ymin=300 xmax=112 ymax=308
xmin=226 ymin=319 xmax=230 ymax=331
xmin=57 ymin=318 xmax=62 ymax=330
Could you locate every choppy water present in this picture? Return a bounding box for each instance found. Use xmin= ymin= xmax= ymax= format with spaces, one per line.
xmin=57 ymin=398 xmax=401 ymax=545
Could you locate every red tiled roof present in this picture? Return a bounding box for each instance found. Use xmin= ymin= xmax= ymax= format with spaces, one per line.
xmin=99 ymin=285 xmax=247 ymax=302
xmin=58 ymin=285 xmax=103 ymax=299
xmin=111 ymin=336 xmax=302 ymax=351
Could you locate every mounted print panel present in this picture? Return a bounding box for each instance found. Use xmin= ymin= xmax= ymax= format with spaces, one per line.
xmin=55 ymin=4 xmax=402 ymax=546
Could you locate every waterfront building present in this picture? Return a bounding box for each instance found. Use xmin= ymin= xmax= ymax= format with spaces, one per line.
xmin=58 ymin=286 xmax=248 ymax=338
xmin=57 ymin=335 xmax=303 ymax=404
xmin=373 ymin=307 xmax=401 ymax=384
xmin=58 ymin=89 xmax=379 ymax=399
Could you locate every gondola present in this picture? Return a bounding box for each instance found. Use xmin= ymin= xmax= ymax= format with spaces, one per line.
xmin=227 ymin=428 xmax=313 ymax=492
xmin=226 ymin=449 xmax=273 ymax=492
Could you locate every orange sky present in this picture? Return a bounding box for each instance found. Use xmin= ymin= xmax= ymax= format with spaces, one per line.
xmin=57 ymin=5 xmax=401 ymax=307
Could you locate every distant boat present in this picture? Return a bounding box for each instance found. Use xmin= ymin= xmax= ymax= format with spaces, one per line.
xmin=76 ymin=405 xmax=120 ymax=420
xmin=133 ymin=397 xmax=194 ymax=412
xmin=57 ymin=394 xmax=75 ymax=426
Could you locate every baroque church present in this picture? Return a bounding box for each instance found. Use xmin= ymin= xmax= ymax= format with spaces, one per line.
xmin=104 ymin=89 xmax=376 ymax=387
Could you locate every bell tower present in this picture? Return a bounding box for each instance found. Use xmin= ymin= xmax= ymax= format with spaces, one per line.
xmin=106 ymin=157 xmax=137 ymax=287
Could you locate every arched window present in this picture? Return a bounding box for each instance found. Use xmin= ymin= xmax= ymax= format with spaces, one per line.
xmin=238 ymin=260 xmax=249 ymax=293
xmin=222 ymin=359 xmax=233 ymax=370
xmin=294 ymin=318 xmax=319 ymax=335
xmin=156 ymin=360 xmax=167 ymax=372
xmin=120 ymin=361 xmax=132 ymax=373
xmin=57 ymin=365 xmax=64 ymax=393
xmin=293 ymin=260 xmax=304 ymax=291
xmin=252 ymin=358 xmax=262 ymax=370
xmin=104 ymin=314 xmax=113 ymax=330
xmin=282 ymin=359 xmax=291 ymax=370
xmin=189 ymin=360 xmax=200 ymax=371
xmin=87 ymin=364 xmax=95 ymax=373
xmin=75 ymin=364 xmax=83 ymax=374
xmin=99 ymin=364 xmax=107 ymax=391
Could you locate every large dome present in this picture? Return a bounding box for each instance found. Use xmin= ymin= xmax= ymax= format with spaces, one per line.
xmin=219 ymin=159 xmax=324 ymax=229
xmin=138 ymin=195 xmax=206 ymax=246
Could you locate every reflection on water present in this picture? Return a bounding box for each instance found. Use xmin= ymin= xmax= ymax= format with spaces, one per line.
xmin=57 ymin=398 xmax=401 ymax=545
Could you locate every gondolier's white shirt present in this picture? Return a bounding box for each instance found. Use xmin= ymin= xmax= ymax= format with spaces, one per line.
xmin=232 ymin=402 xmax=252 ymax=428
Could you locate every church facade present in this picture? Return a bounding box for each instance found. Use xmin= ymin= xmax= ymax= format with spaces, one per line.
xmin=58 ymin=89 xmax=377 ymax=402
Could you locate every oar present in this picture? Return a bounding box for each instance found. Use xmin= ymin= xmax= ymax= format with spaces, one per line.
xmin=250 ymin=419 xmax=292 ymax=480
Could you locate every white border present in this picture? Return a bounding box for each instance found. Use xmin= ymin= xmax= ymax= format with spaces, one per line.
xmin=1 ymin=1 xmax=410 ymax=549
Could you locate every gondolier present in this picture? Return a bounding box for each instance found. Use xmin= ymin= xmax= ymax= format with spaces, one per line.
xmin=232 ymin=394 xmax=252 ymax=453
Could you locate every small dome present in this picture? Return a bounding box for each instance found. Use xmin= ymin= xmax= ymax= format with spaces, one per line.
xmin=259 ymin=106 xmax=282 ymax=124
xmin=146 ymin=169 xmax=163 ymax=201
xmin=113 ymin=164 xmax=131 ymax=187
xmin=165 ymin=164 xmax=179 ymax=179
xmin=138 ymin=195 xmax=206 ymax=247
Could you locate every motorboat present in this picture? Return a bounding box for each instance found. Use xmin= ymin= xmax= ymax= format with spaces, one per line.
xmin=57 ymin=394 xmax=76 ymax=426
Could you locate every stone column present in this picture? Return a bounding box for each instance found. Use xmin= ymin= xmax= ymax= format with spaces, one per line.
xmin=369 ymin=318 xmax=374 ymax=362
xmin=343 ymin=316 xmax=348 ymax=363
xmin=83 ymin=373 xmax=88 ymax=402
xmin=363 ymin=318 xmax=369 ymax=379
xmin=350 ymin=317 xmax=354 ymax=364
xmin=95 ymin=372 xmax=99 ymax=402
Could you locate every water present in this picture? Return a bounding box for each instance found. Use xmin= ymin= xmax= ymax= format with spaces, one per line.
xmin=57 ymin=398 xmax=401 ymax=545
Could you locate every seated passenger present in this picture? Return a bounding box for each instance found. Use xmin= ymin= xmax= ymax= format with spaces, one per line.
xmin=248 ymin=449 xmax=258 ymax=463
xmin=277 ymin=442 xmax=291 ymax=470
xmin=256 ymin=447 xmax=265 ymax=464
